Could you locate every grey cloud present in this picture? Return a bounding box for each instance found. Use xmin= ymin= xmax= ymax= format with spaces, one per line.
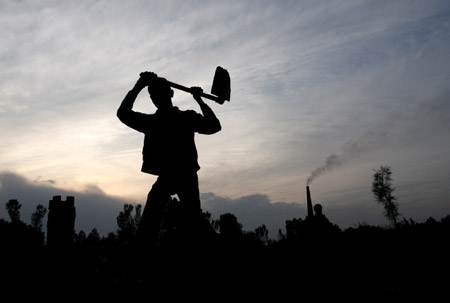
xmin=201 ymin=192 xmax=306 ymax=239
xmin=0 ymin=171 xmax=126 ymax=236
xmin=0 ymin=171 xmax=307 ymax=239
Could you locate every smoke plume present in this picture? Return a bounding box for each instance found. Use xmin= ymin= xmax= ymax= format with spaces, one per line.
xmin=306 ymin=154 xmax=342 ymax=185
xmin=306 ymin=128 xmax=390 ymax=185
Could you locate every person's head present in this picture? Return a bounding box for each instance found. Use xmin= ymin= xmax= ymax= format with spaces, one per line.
xmin=148 ymin=77 xmax=174 ymax=110
xmin=313 ymin=204 xmax=323 ymax=215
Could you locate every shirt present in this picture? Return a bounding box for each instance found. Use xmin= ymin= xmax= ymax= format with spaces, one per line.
xmin=117 ymin=90 xmax=221 ymax=175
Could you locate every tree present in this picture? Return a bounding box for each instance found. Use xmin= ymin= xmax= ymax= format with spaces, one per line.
xmin=218 ymin=213 xmax=243 ymax=238
xmin=203 ymin=211 xmax=220 ymax=233
xmin=6 ymin=199 xmax=22 ymax=222
xmin=284 ymin=217 xmax=305 ymax=242
xmin=75 ymin=230 xmax=87 ymax=247
xmin=31 ymin=204 xmax=47 ymax=232
xmin=254 ymin=224 xmax=269 ymax=245
xmin=372 ymin=166 xmax=400 ymax=227
xmin=116 ymin=203 xmax=141 ymax=242
xmin=134 ymin=204 xmax=142 ymax=227
xmin=87 ymin=228 xmax=101 ymax=247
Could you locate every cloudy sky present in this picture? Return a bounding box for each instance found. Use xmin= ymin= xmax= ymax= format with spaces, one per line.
xmin=1 ymin=0 xmax=450 ymax=238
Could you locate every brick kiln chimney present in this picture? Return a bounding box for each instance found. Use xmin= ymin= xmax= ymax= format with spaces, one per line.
xmin=306 ymin=186 xmax=313 ymax=219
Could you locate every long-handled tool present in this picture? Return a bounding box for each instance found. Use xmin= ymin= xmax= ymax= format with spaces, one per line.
xmin=143 ymin=66 xmax=231 ymax=104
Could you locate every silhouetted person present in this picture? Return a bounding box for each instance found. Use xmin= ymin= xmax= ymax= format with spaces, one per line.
xmin=117 ymin=72 xmax=221 ymax=247
xmin=310 ymin=203 xmax=341 ymax=238
xmin=312 ymin=204 xmax=330 ymax=226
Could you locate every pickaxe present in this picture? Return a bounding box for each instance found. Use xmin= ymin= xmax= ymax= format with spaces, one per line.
xmin=142 ymin=66 xmax=231 ymax=105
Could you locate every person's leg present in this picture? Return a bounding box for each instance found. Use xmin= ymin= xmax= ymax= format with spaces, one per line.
xmin=176 ymin=172 xmax=201 ymax=217
xmin=137 ymin=176 xmax=171 ymax=247
xmin=176 ymin=173 xmax=216 ymax=245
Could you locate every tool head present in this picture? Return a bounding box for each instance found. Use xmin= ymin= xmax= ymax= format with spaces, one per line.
xmin=211 ymin=66 xmax=231 ymax=104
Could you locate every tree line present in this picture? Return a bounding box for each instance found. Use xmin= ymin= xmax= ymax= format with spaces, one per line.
xmin=1 ymin=166 xmax=449 ymax=299
xmin=0 ymin=165 xmax=448 ymax=250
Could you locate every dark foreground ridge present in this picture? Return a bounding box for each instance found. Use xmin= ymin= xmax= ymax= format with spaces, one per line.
xmin=2 ymin=213 xmax=449 ymax=300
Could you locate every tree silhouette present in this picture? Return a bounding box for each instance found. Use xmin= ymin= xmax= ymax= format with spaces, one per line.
xmin=116 ymin=203 xmax=142 ymax=243
xmin=218 ymin=213 xmax=243 ymax=244
xmin=31 ymin=204 xmax=47 ymax=232
xmin=134 ymin=204 xmax=142 ymax=228
xmin=372 ymin=166 xmax=400 ymax=227
xmin=198 ymin=210 xmax=219 ymax=232
xmin=75 ymin=230 xmax=87 ymax=247
xmin=254 ymin=224 xmax=269 ymax=245
xmin=88 ymin=228 xmax=100 ymax=242
xmin=284 ymin=217 xmax=305 ymax=242
xmin=6 ymin=199 xmax=22 ymax=222
xmin=86 ymin=228 xmax=101 ymax=248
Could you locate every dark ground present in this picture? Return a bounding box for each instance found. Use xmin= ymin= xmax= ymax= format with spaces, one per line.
xmin=2 ymin=215 xmax=449 ymax=300
xmin=3 ymin=237 xmax=449 ymax=300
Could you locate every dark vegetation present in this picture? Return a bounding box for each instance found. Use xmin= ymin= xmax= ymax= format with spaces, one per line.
xmin=1 ymin=196 xmax=449 ymax=300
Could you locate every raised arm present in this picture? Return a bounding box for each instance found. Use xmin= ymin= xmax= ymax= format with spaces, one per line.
xmin=190 ymin=87 xmax=222 ymax=134
xmin=117 ymin=72 xmax=157 ymax=131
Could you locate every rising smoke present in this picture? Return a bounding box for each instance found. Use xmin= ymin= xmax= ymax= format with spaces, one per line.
xmin=306 ymin=154 xmax=342 ymax=186
xmin=306 ymin=128 xmax=390 ymax=185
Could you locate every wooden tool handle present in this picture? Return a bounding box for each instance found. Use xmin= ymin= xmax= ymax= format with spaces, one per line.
xmin=167 ymin=81 xmax=225 ymax=104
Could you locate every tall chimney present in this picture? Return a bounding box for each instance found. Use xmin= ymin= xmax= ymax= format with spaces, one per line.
xmin=306 ymin=186 xmax=313 ymax=219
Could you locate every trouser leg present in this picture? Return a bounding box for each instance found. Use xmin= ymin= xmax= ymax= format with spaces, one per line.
xmin=176 ymin=173 xmax=211 ymax=243
xmin=176 ymin=173 xmax=201 ymax=216
xmin=137 ymin=177 xmax=170 ymax=247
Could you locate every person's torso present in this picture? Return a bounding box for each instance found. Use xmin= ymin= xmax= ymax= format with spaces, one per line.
xmin=141 ymin=108 xmax=200 ymax=175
